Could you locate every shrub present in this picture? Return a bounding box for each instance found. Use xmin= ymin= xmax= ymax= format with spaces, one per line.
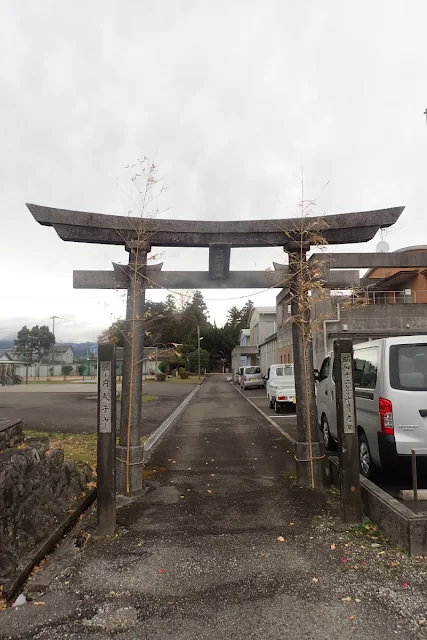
xmin=156 ymin=373 xmax=167 ymax=382
xmin=179 ymin=371 xmax=190 ymax=379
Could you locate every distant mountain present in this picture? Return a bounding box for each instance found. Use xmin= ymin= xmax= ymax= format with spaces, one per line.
xmin=0 ymin=339 xmax=13 ymax=350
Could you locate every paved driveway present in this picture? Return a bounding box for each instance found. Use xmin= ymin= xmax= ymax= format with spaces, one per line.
xmin=6 ymin=375 xmax=427 ymax=639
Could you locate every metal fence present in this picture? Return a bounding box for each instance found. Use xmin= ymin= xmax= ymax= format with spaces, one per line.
xmin=346 ymin=290 xmax=427 ymax=305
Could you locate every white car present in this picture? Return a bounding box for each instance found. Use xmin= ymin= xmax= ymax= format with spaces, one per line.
xmin=266 ymin=364 xmax=296 ymax=413
xmin=240 ymin=366 xmax=264 ymax=390
xmin=316 ymin=336 xmax=427 ymax=478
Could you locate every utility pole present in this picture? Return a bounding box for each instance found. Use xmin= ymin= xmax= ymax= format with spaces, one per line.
xmin=50 ymin=315 xmax=58 ymax=374
xmin=197 ymin=324 xmax=201 ymax=380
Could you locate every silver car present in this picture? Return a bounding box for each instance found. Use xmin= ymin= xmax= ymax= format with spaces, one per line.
xmin=240 ymin=366 xmax=264 ymax=390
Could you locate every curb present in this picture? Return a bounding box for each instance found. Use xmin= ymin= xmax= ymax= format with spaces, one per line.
xmin=232 ymin=383 xmax=297 ymax=447
xmin=143 ymin=380 xmax=205 ymax=464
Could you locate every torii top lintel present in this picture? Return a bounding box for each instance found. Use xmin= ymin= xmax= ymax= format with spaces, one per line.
xmin=27 ymin=204 xmax=404 ymax=249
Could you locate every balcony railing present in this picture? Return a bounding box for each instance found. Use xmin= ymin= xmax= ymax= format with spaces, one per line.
xmin=341 ymin=290 xmax=427 ymax=305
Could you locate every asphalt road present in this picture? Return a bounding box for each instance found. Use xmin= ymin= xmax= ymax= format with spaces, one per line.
xmin=235 ymin=383 xmax=427 ymax=514
xmin=0 ymin=383 xmax=197 ymax=436
xmin=5 ymin=375 xmax=427 ymax=639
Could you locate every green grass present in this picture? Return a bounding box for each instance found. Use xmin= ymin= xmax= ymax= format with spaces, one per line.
xmin=24 ymin=430 xmax=149 ymax=472
xmin=144 ymin=376 xmax=206 ymax=384
xmin=25 ymin=430 xmax=97 ymax=470
xmin=116 ymin=393 xmax=157 ymax=401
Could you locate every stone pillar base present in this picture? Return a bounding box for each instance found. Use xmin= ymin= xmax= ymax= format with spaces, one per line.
xmin=116 ymin=444 xmax=144 ymax=495
xmin=295 ymin=440 xmax=326 ymax=490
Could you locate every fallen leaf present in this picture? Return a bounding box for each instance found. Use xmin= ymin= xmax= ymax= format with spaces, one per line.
xmin=348 ymin=615 xmax=356 ymax=622
xmin=289 ymin=522 xmax=295 ymax=526
xmin=342 ymin=597 xmax=352 ymax=602
xmin=355 ymin=598 xmax=361 ymax=603
xmin=419 ymin=620 xmax=425 ymax=626
xmin=330 ymin=544 xmax=336 ymax=550
xmin=277 ymin=536 xmax=285 ymax=543
xmin=157 ymin=569 xmax=164 ymax=574
xmin=402 ymin=582 xmax=409 ymax=588
xmin=340 ymin=558 xmax=348 ymax=563
xmin=207 ymin=490 xmax=212 ymax=494
xmin=137 ymin=543 xmax=144 ymax=547
xmin=260 ymin=553 xmax=265 ymax=558
xmin=312 ymin=577 xmax=319 ymax=583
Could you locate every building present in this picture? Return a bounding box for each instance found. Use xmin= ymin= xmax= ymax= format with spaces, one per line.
xmin=43 ymin=345 xmax=75 ymax=364
xmin=259 ymin=332 xmax=278 ymax=374
xmin=275 ymin=246 xmax=427 ymax=369
xmin=276 ymin=287 xmax=293 ymax=364
xmin=231 ymin=307 xmax=278 ymax=380
xmin=249 ymin=306 xmax=277 ymax=346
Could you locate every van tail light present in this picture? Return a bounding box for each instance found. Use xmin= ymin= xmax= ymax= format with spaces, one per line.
xmin=379 ymin=398 xmax=394 ymax=435
xmin=278 ymin=396 xmax=288 ymax=401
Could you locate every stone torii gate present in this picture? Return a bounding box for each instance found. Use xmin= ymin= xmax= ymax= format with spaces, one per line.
xmin=28 ymin=203 xmax=404 ymax=493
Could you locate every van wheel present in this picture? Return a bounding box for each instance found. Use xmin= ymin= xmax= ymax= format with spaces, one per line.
xmin=321 ymin=416 xmax=337 ymax=451
xmin=275 ymin=401 xmax=281 ymax=414
xmin=268 ymin=396 xmax=274 ymax=409
xmin=359 ymin=432 xmax=374 ymax=479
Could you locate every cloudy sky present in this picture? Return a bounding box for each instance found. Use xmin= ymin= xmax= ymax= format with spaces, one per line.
xmin=1 ymin=0 xmax=427 ymax=343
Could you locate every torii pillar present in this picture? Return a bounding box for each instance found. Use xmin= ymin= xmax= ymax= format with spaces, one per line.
xmin=116 ymin=243 xmax=149 ymax=494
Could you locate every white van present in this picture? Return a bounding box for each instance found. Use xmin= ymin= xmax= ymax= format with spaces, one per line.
xmin=316 ymin=336 xmax=427 ymax=478
xmin=266 ymin=364 xmax=296 ymax=413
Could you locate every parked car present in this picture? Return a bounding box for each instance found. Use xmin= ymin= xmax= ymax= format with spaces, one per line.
xmin=236 ymin=366 xmax=244 ymax=385
xmin=316 ymin=336 xmax=427 ymax=478
xmin=265 ymin=364 xmax=296 ymax=413
xmin=240 ymin=366 xmax=264 ymax=390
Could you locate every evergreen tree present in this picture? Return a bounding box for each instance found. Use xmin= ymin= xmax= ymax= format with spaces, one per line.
xmin=239 ymin=299 xmax=254 ymax=328
xmin=14 ymin=325 xmax=55 ymax=363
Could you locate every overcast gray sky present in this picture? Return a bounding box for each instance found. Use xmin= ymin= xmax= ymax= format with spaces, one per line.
xmin=1 ymin=0 xmax=427 ymax=343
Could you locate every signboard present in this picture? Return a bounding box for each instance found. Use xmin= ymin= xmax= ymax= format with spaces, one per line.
xmin=341 ymin=352 xmax=355 ymax=434
xmin=208 ymin=244 xmax=231 ymax=280
xmin=99 ymin=361 xmax=112 ymax=433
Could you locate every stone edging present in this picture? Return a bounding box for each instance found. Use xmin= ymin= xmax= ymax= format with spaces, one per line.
xmin=3 ymin=488 xmax=97 ymax=601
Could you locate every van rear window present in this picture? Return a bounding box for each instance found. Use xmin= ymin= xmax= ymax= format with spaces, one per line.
xmin=245 ymin=367 xmax=261 ymax=374
xmin=390 ymin=344 xmax=427 ymax=391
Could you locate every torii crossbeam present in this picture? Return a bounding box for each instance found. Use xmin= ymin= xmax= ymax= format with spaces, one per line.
xmin=28 ymin=203 xmax=405 ymax=493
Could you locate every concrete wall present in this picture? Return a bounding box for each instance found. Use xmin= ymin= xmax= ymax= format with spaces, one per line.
xmin=312 ymin=297 xmax=427 ymax=368
xmin=259 ymin=336 xmax=278 ymax=374
xmin=0 ymin=420 xmax=91 ymax=585
xmin=250 ymin=311 xmax=276 ymax=346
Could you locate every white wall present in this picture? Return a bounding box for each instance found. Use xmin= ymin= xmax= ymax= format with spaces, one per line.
xmin=259 ymin=338 xmax=278 ymax=374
